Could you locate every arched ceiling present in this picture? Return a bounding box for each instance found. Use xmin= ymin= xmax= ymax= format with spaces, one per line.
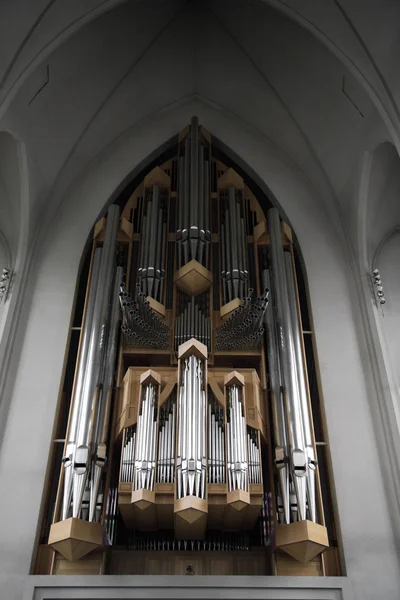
xmin=0 ymin=0 xmax=398 ymax=260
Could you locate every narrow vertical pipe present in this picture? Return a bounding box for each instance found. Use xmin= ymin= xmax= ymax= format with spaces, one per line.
xmin=268 ymin=207 xmax=307 ymax=521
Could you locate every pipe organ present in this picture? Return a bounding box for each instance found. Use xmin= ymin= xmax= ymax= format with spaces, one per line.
xmin=40 ymin=117 xmax=339 ymax=577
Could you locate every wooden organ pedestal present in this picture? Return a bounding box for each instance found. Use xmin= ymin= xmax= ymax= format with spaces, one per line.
xmin=37 ymin=117 xmax=340 ymax=578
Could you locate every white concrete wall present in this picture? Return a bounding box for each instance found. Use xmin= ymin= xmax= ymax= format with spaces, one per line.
xmin=377 ymin=231 xmax=400 ymax=394
xmin=0 ymin=100 xmax=399 ymax=600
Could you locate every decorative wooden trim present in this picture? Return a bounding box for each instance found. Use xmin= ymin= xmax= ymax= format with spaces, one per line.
xmin=178 ymin=338 xmax=208 ymax=361
xmin=276 ymin=520 xmax=329 ymax=564
xmin=217 ymin=168 xmax=244 ymax=190
xmin=143 ymin=166 xmax=170 ymax=188
xmin=48 ymin=518 xmax=103 ymax=562
xmin=174 ymin=259 xmax=212 ymax=296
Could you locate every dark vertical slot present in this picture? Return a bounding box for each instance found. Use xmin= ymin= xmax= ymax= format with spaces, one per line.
xmin=293 ymin=249 xmax=311 ymax=331
xmin=129 ymin=207 xmax=133 ymax=223
xmin=169 ymin=195 xmax=176 ymax=233
xmin=132 ymin=206 xmax=138 ymax=233
xmin=211 ymin=196 xmax=219 ymax=233
xmin=137 ymin=196 xmax=143 ymax=235
xmin=129 ymin=241 xmax=140 ymax=298
xmin=212 ymin=160 xmax=218 ymax=192
xmin=72 ymin=247 xmax=91 ymax=327
xmin=248 ymin=243 xmax=256 ymax=293
xmin=212 ymin=242 xmax=220 ymax=311
xmin=252 ymin=210 xmax=257 ymax=233
xmin=165 ymin=242 xmax=175 ymax=309
xmin=171 ymin=158 xmax=177 ymax=192
xmin=246 ymin=199 xmax=251 ymax=235
xmin=258 ymin=245 xmax=268 ymax=283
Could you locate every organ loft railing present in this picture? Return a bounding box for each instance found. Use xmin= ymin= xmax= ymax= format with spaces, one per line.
xmin=36 ymin=117 xmax=340 ymax=577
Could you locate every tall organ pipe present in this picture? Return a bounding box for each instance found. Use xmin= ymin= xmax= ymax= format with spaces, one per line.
xmin=61 ymin=248 xmax=102 ymax=520
xmin=134 ymin=383 xmax=158 ymax=491
xmin=220 ymin=188 xmax=248 ymax=302
xmin=89 ymin=266 xmax=124 ymax=521
xmin=177 ymin=116 xmax=210 ymax=268
xmin=226 ymin=385 xmax=248 ymax=492
xmin=263 ymin=269 xmax=290 ymax=524
xmin=157 ymin=394 xmax=176 ymax=484
xmin=177 ymin=355 xmax=206 ymax=499
xmin=283 ymin=251 xmax=317 ymax=522
xmin=71 ymin=204 xmax=120 ymax=520
xmin=267 ymin=207 xmax=307 ymax=521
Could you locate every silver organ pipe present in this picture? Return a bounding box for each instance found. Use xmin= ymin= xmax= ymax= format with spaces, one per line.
xmin=174 ymin=292 xmax=210 ymax=352
xmin=119 ymin=283 xmax=170 ymax=349
xmin=220 ymin=187 xmax=249 ymax=302
xmin=263 ymin=269 xmax=290 ymax=524
xmin=208 ymin=395 xmax=225 ymax=484
xmin=120 ymin=426 xmax=136 ymax=483
xmin=247 ymin=428 xmax=261 ymax=485
xmin=134 ymin=383 xmax=158 ymax=491
xmin=215 ymin=288 xmax=269 ymax=350
xmin=157 ymin=392 xmax=176 ymax=484
xmin=177 ymin=355 xmax=207 ymax=499
xmin=61 ymin=247 xmax=102 ymax=521
xmin=176 ymin=116 xmax=210 ymax=269
xmin=62 ymin=204 xmax=120 ymax=521
xmin=226 ymin=385 xmax=248 ymax=492
xmin=267 ymin=206 xmax=308 ymax=522
xmin=89 ymin=265 xmax=124 ymax=522
xmin=283 ymin=251 xmax=317 ymax=522
xmin=138 ymin=185 xmax=167 ymax=302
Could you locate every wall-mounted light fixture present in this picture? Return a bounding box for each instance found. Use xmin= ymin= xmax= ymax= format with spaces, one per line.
xmin=0 ymin=268 xmax=11 ymax=304
xmin=372 ymin=268 xmax=386 ymax=305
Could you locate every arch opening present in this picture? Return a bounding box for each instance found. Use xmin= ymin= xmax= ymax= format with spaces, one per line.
xmin=35 ymin=117 xmax=339 ymax=577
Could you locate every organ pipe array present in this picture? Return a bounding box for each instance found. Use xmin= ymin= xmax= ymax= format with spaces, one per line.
xmin=176 ymin=351 xmax=207 ymax=500
xmin=176 ymin=116 xmax=210 ymax=269
xmin=61 ymin=205 xmax=121 ymax=524
xmin=134 ymin=382 xmax=158 ymax=491
xmin=120 ymin=426 xmax=136 ymax=483
xmin=220 ymin=187 xmax=249 ymax=302
xmin=248 ymin=428 xmax=261 ymax=485
xmin=215 ymin=288 xmax=269 ymax=350
xmin=174 ymin=292 xmax=210 ymax=351
xmin=46 ymin=118 xmax=332 ymax=577
xmin=226 ymin=382 xmax=248 ymax=492
xmin=119 ymin=283 xmax=170 ymax=348
xmin=208 ymin=394 xmax=225 ymax=484
xmin=138 ymin=185 xmax=167 ymax=301
xmin=265 ymin=207 xmax=317 ymax=524
xmin=157 ymin=392 xmax=176 ymax=484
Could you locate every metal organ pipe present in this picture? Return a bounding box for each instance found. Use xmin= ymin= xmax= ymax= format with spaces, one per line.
xmin=283 ymin=251 xmax=317 ymax=522
xmin=134 ymin=383 xmax=158 ymax=491
xmin=89 ymin=265 xmax=124 ymax=522
xmin=64 ymin=204 xmax=120 ymax=521
xmin=61 ymin=248 xmax=102 ymax=520
xmin=267 ymin=207 xmax=308 ymax=522
xmin=208 ymin=395 xmax=225 ymax=484
xmin=220 ymin=187 xmax=248 ymax=302
xmin=177 ymin=355 xmax=207 ymax=499
xmin=226 ymin=385 xmax=248 ymax=492
xmin=247 ymin=428 xmax=261 ymax=485
xmin=263 ymin=269 xmax=290 ymax=524
xmin=176 ymin=116 xmax=210 ymax=268
xmin=138 ymin=185 xmax=167 ymax=303
xmin=215 ymin=288 xmax=269 ymax=351
xmin=157 ymin=393 xmax=176 ymax=484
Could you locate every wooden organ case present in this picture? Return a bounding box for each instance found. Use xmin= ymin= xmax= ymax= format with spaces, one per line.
xmin=35 ymin=118 xmax=341 ymax=578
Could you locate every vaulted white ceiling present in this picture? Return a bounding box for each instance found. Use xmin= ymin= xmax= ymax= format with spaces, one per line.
xmin=0 ymin=0 xmax=399 ymax=267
